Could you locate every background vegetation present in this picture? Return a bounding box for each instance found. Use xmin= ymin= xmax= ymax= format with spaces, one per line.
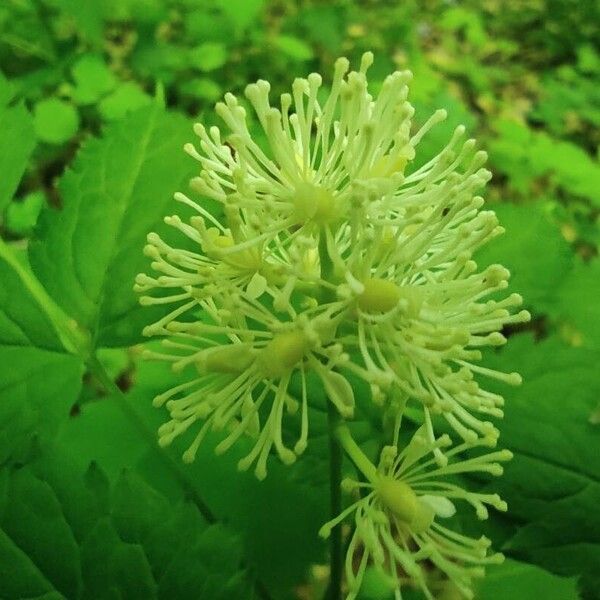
xmin=0 ymin=1 xmax=599 ymax=598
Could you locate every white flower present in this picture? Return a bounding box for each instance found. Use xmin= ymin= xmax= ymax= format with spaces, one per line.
xmin=137 ymin=52 xmax=525 ymax=488
xmin=319 ymin=425 xmax=511 ymax=599
xmin=141 ymin=294 xmax=353 ymax=480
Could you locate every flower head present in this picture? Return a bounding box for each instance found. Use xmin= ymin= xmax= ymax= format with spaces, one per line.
xmin=137 ymin=53 xmax=525 ymax=485
xmin=320 ymin=426 xmax=511 ymax=599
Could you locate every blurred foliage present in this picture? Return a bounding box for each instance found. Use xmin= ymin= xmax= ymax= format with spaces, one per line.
xmin=0 ymin=0 xmax=599 ymax=599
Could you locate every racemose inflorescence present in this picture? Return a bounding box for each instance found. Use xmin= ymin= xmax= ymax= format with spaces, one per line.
xmin=136 ymin=53 xmax=529 ymax=599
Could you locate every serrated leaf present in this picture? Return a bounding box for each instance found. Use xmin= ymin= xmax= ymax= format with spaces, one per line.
xmin=29 ymin=104 xmax=196 ymax=347
xmin=0 ymin=248 xmax=83 ymax=464
xmin=482 ymin=335 xmax=600 ymax=596
xmin=0 ymin=454 xmax=254 ymax=599
xmin=61 ymin=356 xmax=327 ymax=598
xmin=0 ymin=468 xmax=83 ymax=598
xmin=0 ymin=101 xmax=35 ymax=212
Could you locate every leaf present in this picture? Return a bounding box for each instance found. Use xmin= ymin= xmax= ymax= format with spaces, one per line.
xmin=71 ymin=54 xmax=117 ymax=105
xmin=60 ymin=356 xmax=328 ymax=598
xmin=477 ymin=559 xmax=580 ymax=600
xmin=189 ymin=42 xmax=228 ymax=72
xmin=476 ymin=202 xmax=573 ymax=314
xmin=0 ymin=454 xmax=254 ymax=600
xmin=0 ymin=247 xmax=83 ymax=464
xmin=216 ymin=0 xmax=264 ymax=32
xmin=4 ymin=190 xmax=45 ymax=237
xmin=29 ymin=104 xmax=196 ymax=347
xmin=274 ymin=35 xmax=314 ymax=61
xmin=482 ymin=335 xmax=600 ymax=597
xmin=98 ymin=82 xmax=152 ymax=121
xmin=0 ymin=101 xmax=35 ymax=212
xmin=489 ymin=120 xmax=600 ymax=204
xmin=33 ymin=98 xmax=80 ymax=145
xmin=553 ymin=258 xmax=600 ymax=349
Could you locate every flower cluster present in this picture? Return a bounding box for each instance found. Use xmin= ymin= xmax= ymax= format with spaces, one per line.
xmin=137 ymin=53 xmax=528 ymax=598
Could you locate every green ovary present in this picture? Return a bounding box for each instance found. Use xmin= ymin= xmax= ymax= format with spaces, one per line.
xmin=201 ymin=345 xmax=255 ymax=374
xmin=358 ymin=278 xmax=424 ymax=317
xmin=257 ymin=330 xmax=308 ymax=378
xmin=211 ymin=234 xmax=262 ymax=271
xmin=376 ymin=477 xmax=435 ymax=533
xmin=358 ymin=278 xmax=402 ymax=313
xmin=291 ymin=182 xmax=338 ymax=225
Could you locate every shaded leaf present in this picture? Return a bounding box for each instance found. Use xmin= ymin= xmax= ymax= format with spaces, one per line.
xmin=29 ymin=104 xmax=196 ymax=347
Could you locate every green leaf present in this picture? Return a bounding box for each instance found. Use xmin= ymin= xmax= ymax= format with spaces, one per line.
xmin=0 ymin=248 xmax=83 ymax=464
xmin=476 ymin=202 xmax=572 ymax=314
xmin=273 ymin=35 xmax=314 ymax=61
xmin=483 ymin=335 xmax=600 ymax=596
xmin=553 ymin=258 xmax=600 ymax=349
xmin=33 ymin=98 xmax=80 ymax=145
xmin=0 ymin=469 xmax=82 ymax=598
xmin=0 ymin=101 xmax=35 ymax=212
xmin=29 ymin=104 xmax=196 ymax=347
xmin=4 ymin=190 xmax=45 ymax=236
xmin=98 ymin=82 xmax=152 ymax=121
xmin=477 ymin=559 xmax=580 ymax=599
xmin=71 ymin=54 xmax=117 ymax=105
xmin=0 ymin=454 xmax=254 ymax=599
xmin=189 ymin=42 xmax=228 ymax=72
xmin=61 ymin=356 xmax=328 ymax=598
xmin=216 ymin=0 xmax=264 ymax=31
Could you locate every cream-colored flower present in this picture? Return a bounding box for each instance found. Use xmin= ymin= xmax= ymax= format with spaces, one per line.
xmin=320 ymin=425 xmax=511 ymax=599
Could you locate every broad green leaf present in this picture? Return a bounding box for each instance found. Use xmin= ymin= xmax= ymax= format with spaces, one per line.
xmin=483 ymin=335 xmax=600 ymax=596
xmin=0 ymin=469 xmax=82 ymax=598
xmin=476 ymin=202 xmax=572 ymax=314
xmin=0 ymin=248 xmax=83 ymax=464
xmin=0 ymin=455 xmax=254 ymax=599
xmin=60 ymin=356 xmax=328 ymax=599
xmin=553 ymin=258 xmax=600 ymax=349
xmin=29 ymin=104 xmax=196 ymax=347
xmin=477 ymin=559 xmax=580 ymax=599
xmin=33 ymin=98 xmax=80 ymax=145
xmin=0 ymin=101 xmax=35 ymax=212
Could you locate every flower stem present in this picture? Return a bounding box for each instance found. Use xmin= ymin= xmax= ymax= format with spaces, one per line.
xmin=326 ymin=399 xmax=344 ymax=600
xmin=335 ymin=424 xmax=378 ymax=483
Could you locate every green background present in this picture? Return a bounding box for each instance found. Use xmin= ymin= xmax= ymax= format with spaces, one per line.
xmin=0 ymin=0 xmax=598 ymax=599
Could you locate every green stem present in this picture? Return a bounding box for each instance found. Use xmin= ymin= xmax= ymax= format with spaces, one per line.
xmin=318 ymin=228 xmax=344 ymax=599
xmin=335 ymin=425 xmax=378 ymax=483
xmin=326 ymin=400 xmax=343 ymax=600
